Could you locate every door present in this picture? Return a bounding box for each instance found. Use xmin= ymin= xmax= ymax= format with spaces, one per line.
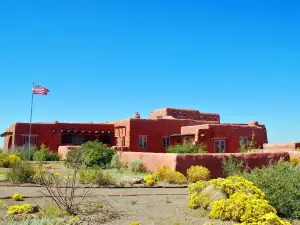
xmin=214 ymin=140 xmax=226 ymax=153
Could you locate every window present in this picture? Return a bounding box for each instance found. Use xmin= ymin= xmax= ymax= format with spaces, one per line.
xmin=21 ymin=135 xmax=38 ymax=146
xmin=139 ymin=136 xmax=147 ymax=148
xmin=240 ymin=137 xmax=249 ymax=147
xmin=162 ymin=137 xmax=170 ymax=148
xmin=122 ymin=136 xmax=125 ymax=146
xmin=214 ymin=140 xmax=226 ymax=153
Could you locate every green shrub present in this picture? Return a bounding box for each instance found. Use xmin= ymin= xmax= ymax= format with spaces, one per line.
xmin=221 ymin=155 xmax=244 ymax=176
xmin=130 ymin=160 xmax=147 ymax=173
xmin=166 ymin=140 xmax=207 ymax=154
xmin=10 ymin=146 xmax=37 ymax=161
xmin=66 ymin=141 xmax=115 ymax=169
xmin=77 ymin=168 xmax=116 ymax=185
xmin=33 ymin=144 xmax=59 ymax=161
xmin=38 ymin=204 xmax=68 ymax=218
xmin=110 ymin=153 xmax=126 ymax=170
xmin=6 ymin=162 xmax=36 ymax=184
xmin=243 ymin=159 xmax=300 ymax=219
xmin=8 ymin=216 xmax=56 ymax=225
xmin=82 ymin=141 xmax=115 ymax=168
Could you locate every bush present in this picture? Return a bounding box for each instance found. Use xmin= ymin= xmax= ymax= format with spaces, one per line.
xmin=77 ymin=168 xmax=116 ymax=185
xmin=209 ymin=192 xmax=282 ymax=224
xmin=66 ymin=141 xmax=115 ymax=169
xmin=143 ymin=174 xmax=157 ymax=186
xmin=7 ymin=216 xmax=55 ymax=225
xmin=130 ymin=160 xmax=147 ymax=173
xmin=6 ymin=162 xmax=36 ymax=184
xmin=33 ymin=144 xmax=59 ymax=161
xmin=243 ymin=159 xmax=300 ymax=219
xmin=38 ymin=204 xmax=68 ymax=218
xmin=12 ymin=193 xmax=23 ymax=201
xmin=166 ymin=140 xmax=207 ymax=154
xmin=6 ymin=203 xmax=35 ymax=216
xmin=221 ymin=154 xmax=244 ymax=176
xmin=0 ymin=153 xmax=21 ymax=168
xmin=187 ymin=176 xmax=289 ymax=225
xmin=10 ymin=146 xmax=37 ymax=161
xmin=110 ymin=153 xmax=126 ymax=170
xmin=290 ymin=157 xmax=300 ymax=166
xmin=187 ymin=165 xmax=210 ymax=183
xmin=156 ymin=165 xmax=187 ymax=184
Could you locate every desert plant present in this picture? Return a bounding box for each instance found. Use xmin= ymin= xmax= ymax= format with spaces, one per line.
xmin=8 ymin=217 xmax=57 ymax=225
xmin=143 ymin=174 xmax=157 ymax=186
xmin=239 ymin=131 xmax=258 ymax=153
xmin=6 ymin=162 xmax=36 ymax=184
xmin=9 ymin=146 xmax=37 ymax=161
xmin=12 ymin=193 xmax=23 ymax=201
xmin=187 ymin=165 xmax=210 ymax=183
xmin=0 ymin=153 xmax=21 ymax=168
xmin=66 ymin=141 xmax=115 ymax=169
xmin=0 ymin=200 xmax=6 ymax=209
xmin=38 ymin=204 xmax=68 ymax=218
xmin=156 ymin=165 xmax=187 ymax=184
xmin=77 ymin=168 xmax=116 ymax=185
xmin=33 ymin=144 xmax=59 ymax=161
xmin=166 ymin=140 xmax=207 ymax=154
xmin=290 ymin=157 xmax=300 ymax=166
xmin=221 ymin=154 xmax=244 ymax=176
xmin=243 ymin=159 xmax=300 ymax=219
xmin=6 ymin=203 xmax=36 ymax=216
xmin=110 ymin=153 xmax=126 ymax=171
xmin=130 ymin=160 xmax=147 ymax=173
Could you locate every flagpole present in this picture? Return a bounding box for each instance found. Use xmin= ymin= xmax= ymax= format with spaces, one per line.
xmin=28 ymin=82 xmax=34 ymax=160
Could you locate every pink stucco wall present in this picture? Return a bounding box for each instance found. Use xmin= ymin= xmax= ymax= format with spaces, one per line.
xmin=120 ymin=151 xmax=290 ymax=178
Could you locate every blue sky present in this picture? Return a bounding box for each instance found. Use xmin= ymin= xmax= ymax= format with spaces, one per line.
xmin=0 ymin=0 xmax=299 ymax=146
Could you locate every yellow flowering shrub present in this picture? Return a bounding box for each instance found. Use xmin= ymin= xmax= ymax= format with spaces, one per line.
xmin=0 ymin=153 xmax=21 ymax=168
xmin=129 ymin=222 xmax=140 ymax=225
xmin=7 ymin=154 xmax=21 ymax=166
xmin=188 ymin=180 xmax=208 ymax=194
xmin=188 ymin=176 xmax=289 ymax=224
xmin=188 ymin=182 xmax=226 ymax=209
xmin=240 ymin=212 xmax=291 ymax=225
xmin=155 ymin=165 xmax=187 ymax=184
xmin=164 ymin=171 xmax=187 ymax=184
xmin=187 ymin=165 xmax=210 ymax=183
xmin=68 ymin=216 xmax=80 ymax=224
xmin=156 ymin=164 xmax=172 ymax=180
xmin=209 ymin=192 xmax=276 ymax=223
xmin=290 ymin=157 xmax=300 ymax=166
xmin=143 ymin=174 xmax=157 ymax=186
xmin=12 ymin=193 xmax=23 ymax=201
xmin=210 ymin=176 xmax=265 ymax=199
xmin=6 ymin=203 xmax=34 ymax=215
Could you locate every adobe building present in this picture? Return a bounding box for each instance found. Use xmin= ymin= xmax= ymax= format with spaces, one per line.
xmin=1 ymin=108 xmax=268 ymax=153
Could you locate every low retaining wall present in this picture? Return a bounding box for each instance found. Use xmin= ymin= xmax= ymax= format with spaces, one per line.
xmin=120 ymin=152 xmax=290 ymax=178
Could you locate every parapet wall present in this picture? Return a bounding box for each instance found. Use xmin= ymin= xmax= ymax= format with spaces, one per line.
xmin=120 ymin=152 xmax=290 ymax=178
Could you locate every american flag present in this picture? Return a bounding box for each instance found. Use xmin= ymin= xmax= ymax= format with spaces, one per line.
xmin=32 ymin=84 xmax=50 ymax=95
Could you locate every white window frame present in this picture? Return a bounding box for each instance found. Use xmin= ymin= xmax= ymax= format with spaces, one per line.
xmin=240 ymin=137 xmax=249 ymax=147
xmin=139 ymin=135 xmax=147 ymax=148
xmin=214 ymin=139 xmax=226 ymax=153
xmin=162 ymin=136 xmax=170 ymax=148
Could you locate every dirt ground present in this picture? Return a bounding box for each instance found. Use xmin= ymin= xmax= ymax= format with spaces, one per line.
xmin=0 ymin=194 xmax=234 ymax=225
